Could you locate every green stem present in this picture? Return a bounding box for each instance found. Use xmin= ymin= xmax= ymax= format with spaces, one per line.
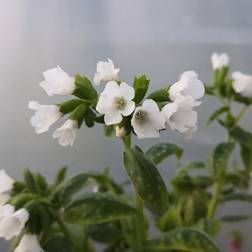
xmin=122 ymin=134 xmax=131 ymax=149
xmin=235 ymin=106 xmax=248 ymax=124
xmin=207 ymin=180 xmax=221 ymax=220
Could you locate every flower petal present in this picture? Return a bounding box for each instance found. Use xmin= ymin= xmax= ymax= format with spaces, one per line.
xmin=119 ymin=82 xmax=135 ymax=100
xmin=121 ymin=100 xmax=135 ymax=116
xmin=104 ymin=112 xmax=122 ymax=125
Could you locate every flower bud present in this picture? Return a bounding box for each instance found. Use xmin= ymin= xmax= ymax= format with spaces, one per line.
xmin=115 ymin=126 xmax=127 ymax=138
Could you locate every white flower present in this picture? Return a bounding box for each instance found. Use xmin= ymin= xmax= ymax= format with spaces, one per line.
xmin=232 ymin=71 xmax=252 ymax=97
xmin=131 ymin=99 xmax=165 ymax=139
xmin=0 ymin=194 xmax=11 ymax=206
xmin=0 ymin=208 xmax=29 ymax=240
xmin=0 ymin=170 xmax=14 ymax=194
xmin=52 ymin=119 xmax=78 ymax=147
xmin=162 ymin=99 xmax=198 ymax=138
xmin=211 ymin=53 xmax=229 ymax=70
xmin=14 ymin=234 xmax=43 ymax=252
xmin=39 ymin=66 xmax=75 ymax=96
xmin=0 ymin=204 xmax=14 ymax=223
xmin=28 ymin=101 xmax=62 ymax=134
xmin=169 ymin=71 xmax=205 ymax=106
xmin=96 ymin=81 xmax=135 ymax=125
xmin=94 ymin=59 xmax=119 ymax=86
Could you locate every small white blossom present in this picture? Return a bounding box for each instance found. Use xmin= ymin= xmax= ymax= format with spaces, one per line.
xmin=14 ymin=234 xmax=43 ymax=252
xmin=162 ymin=99 xmax=198 ymax=138
xmin=232 ymin=71 xmax=252 ymax=97
xmin=131 ymin=99 xmax=165 ymax=139
xmin=39 ymin=66 xmax=75 ymax=96
xmin=0 ymin=207 xmax=29 ymax=240
xmin=169 ymin=71 xmax=205 ymax=106
xmin=96 ymin=81 xmax=135 ymax=125
xmin=0 ymin=194 xmax=11 ymax=206
xmin=94 ymin=59 xmax=119 ymax=86
xmin=28 ymin=101 xmax=62 ymax=134
xmin=52 ymin=119 xmax=78 ymax=147
xmin=0 ymin=204 xmax=14 ymax=223
xmin=0 ymin=170 xmax=14 ymax=194
xmin=211 ymin=52 xmax=229 ymax=70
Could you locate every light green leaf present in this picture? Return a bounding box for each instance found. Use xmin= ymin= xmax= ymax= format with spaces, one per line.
xmin=144 ymin=228 xmax=220 ymax=252
xmin=221 ymin=192 xmax=252 ymax=204
xmin=124 ymin=146 xmax=169 ymax=215
xmin=65 ymin=193 xmax=136 ymax=224
xmin=59 ymin=99 xmax=85 ymax=114
xmin=221 ymin=215 xmax=251 ymax=222
xmin=146 ymin=143 xmax=183 ymax=165
xmin=147 ymin=88 xmax=170 ymax=102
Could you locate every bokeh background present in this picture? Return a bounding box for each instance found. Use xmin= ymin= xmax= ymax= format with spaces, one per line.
xmin=0 ymin=0 xmax=252 ymax=251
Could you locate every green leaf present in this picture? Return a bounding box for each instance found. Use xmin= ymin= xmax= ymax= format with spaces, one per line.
xmin=59 ymin=99 xmax=85 ymax=114
xmin=221 ymin=192 xmax=252 ymax=203
xmin=43 ymin=235 xmax=73 ymax=252
xmin=225 ymin=172 xmax=249 ymax=190
xmin=147 ymin=88 xmax=170 ymax=102
xmin=195 ymin=219 xmax=221 ymax=236
xmin=73 ymin=74 xmax=98 ymax=101
xmin=133 ymin=75 xmax=150 ymax=103
xmin=84 ymin=108 xmax=96 ymax=128
xmin=23 ymin=168 xmax=38 ymax=193
xmin=230 ymin=126 xmax=252 ymax=174
xmin=146 ymin=143 xmax=183 ymax=165
xmin=69 ymin=103 xmax=88 ymax=127
xmin=177 ymin=162 xmax=206 ymax=176
xmin=211 ymin=142 xmax=235 ymax=179
xmin=157 ymin=206 xmax=182 ymax=232
xmin=52 ymin=172 xmax=104 ymax=205
xmin=221 ymin=215 xmax=251 ymax=222
xmin=144 ymin=228 xmax=220 ymax=252
xmin=65 ymin=193 xmax=136 ymax=224
xmin=54 ymin=166 xmax=68 ymax=187
xmin=88 ymin=222 xmax=122 ymax=243
xmin=124 ymin=146 xmax=169 ymax=215
xmin=10 ymin=193 xmax=38 ymax=209
xmin=35 ymin=173 xmax=48 ymax=195
xmin=207 ymin=106 xmax=229 ymax=125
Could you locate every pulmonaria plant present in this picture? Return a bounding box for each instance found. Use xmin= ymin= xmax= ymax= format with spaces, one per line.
xmin=2 ymin=54 xmax=252 ymax=252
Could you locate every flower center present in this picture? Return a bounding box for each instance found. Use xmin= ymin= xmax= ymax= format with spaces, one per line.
xmin=114 ymin=97 xmax=126 ymax=110
xmin=135 ymin=110 xmax=148 ymax=124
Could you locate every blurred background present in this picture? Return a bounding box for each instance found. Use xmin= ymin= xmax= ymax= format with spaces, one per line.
xmin=0 ymin=0 xmax=252 ymax=250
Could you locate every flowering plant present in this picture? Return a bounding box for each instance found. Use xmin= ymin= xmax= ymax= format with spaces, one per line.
xmin=1 ymin=54 xmax=252 ymax=252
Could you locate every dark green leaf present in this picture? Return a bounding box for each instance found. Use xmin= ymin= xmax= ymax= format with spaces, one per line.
xmin=59 ymin=99 xmax=85 ymax=114
xmin=133 ymin=75 xmax=150 ymax=103
xmin=43 ymin=235 xmax=73 ymax=252
xmin=147 ymin=88 xmax=170 ymax=102
xmin=211 ymin=143 xmax=235 ymax=179
xmin=35 ymin=173 xmax=48 ymax=194
xmin=225 ymin=172 xmax=249 ymax=190
xmin=124 ymin=146 xmax=169 ymax=215
xmin=177 ymin=162 xmax=206 ymax=176
xmin=207 ymin=106 xmax=229 ymax=125
xmin=230 ymin=126 xmax=252 ymax=174
xmin=54 ymin=166 xmax=68 ymax=187
xmin=144 ymin=228 xmax=220 ymax=252
xmin=146 ymin=143 xmax=183 ymax=165
xmin=65 ymin=193 xmax=136 ymax=224
xmin=221 ymin=192 xmax=252 ymax=204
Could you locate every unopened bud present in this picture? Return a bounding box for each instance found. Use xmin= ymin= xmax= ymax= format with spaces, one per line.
xmin=115 ymin=126 xmax=126 ymax=138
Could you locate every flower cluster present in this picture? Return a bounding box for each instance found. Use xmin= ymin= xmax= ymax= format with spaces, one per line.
xmin=0 ymin=170 xmax=43 ymax=252
xmin=29 ymin=59 xmax=205 ymax=146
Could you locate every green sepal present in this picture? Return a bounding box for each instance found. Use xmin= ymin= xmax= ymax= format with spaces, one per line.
xmin=23 ymin=168 xmax=38 ymax=193
xmin=207 ymin=106 xmax=229 ymax=126
xmin=73 ymin=74 xmax=98 ymax=101
xmin=59 ymin=99 xmax=85 ymax=114
xmin=133 ymin=75 xmax=150 ymax=103
xmin=147 ymin=87 xmax=170 ymax=102
xmin=69 ymin=103 xmax=88 ymax=127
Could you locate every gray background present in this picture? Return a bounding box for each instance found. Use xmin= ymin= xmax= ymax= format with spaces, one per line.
xmin=0 ymin=0 xmax=252 ymax=251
